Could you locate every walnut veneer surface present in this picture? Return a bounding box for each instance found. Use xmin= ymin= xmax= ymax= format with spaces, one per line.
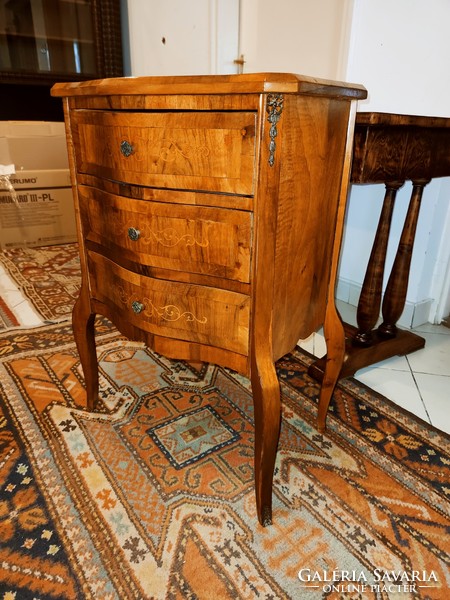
xmin=52 ymin=73 xmax=367 ymax=525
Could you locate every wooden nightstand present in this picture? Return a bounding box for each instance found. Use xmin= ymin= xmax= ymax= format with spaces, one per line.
xmin=52 ymin=73 xmax=367 ymax=525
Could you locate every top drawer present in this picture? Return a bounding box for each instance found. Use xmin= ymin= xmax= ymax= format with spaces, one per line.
xmin=71 ymin=110 xmax=257 ymax=195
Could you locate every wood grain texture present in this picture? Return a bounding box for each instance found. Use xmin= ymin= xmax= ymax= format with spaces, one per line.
xmin=352 ymin=113 xmax=450 ymax=183
xmin=79 ymin=186 xmax=252 ymax=282
xmin=52 ymin=72 xmax=367 ymax=98
xmin=271 ymin=95 xmax=352 ymax=359
xmin=52 ymin=73 xmax=367 ymax=525
xmin=72 ymin=110 xmax=257 ymax=195
xmin=88 ymin=252 xmax=250 ymax=355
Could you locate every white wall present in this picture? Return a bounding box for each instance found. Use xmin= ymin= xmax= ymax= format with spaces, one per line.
xmin=340 ymin=0 xmax=450 ymax=325
xmin=240 ymin=0 xmax=353 ymax=79
xmin=124 ymin=0 xmax=353 ymax=80
xmin=429 ymin=178 xmax=450 ymax=321
xmin=345 ymin=0 xmax=450 ymax=117
xmin=125 ymin=0 xmax=240 ymax=76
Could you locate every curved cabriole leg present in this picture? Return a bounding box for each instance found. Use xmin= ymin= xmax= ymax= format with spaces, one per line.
xmin=72 ymin=290 xmax=98 ymax=411
xmin=250 ymin=349 xmax=282 ymax=527
xmin=317 ymin=303 xmax=346 ymax=433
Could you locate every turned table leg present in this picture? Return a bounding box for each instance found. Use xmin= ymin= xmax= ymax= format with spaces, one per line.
xmin=309 ymin=179 xmax=428 ymax=412
xmin=307 ymin=110 xmax=450 ymax=408
xmin=72 ymin=289 xmax=99 ymax=410
xmin=354 ymin=182 xmax=403 ymax=346
xmin=378 ymin=180 xmax=429 ymax=338
xmin=250 ymin=348 xmax=282 ymax=527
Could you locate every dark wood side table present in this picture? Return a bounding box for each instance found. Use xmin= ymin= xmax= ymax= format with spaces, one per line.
xmin=309 ymin=111 xmax=450 ymax=430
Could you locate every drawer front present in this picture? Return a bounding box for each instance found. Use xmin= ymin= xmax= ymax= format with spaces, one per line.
xmin=72 ymin=110 xmax=256 ymax=195
xmin=79 ymin=186 xmax=252 ymax=282
xmin=88 ymin=252 xmax=250 ymax=355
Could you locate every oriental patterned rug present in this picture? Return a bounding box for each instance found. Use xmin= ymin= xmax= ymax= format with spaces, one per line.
xmin=0 ymin=243 xmax=80 ymax=329
xmin=0 ymin=320 xmax=449 ymax=599
xmin=0 ymin=296 xmax=19 ymax=330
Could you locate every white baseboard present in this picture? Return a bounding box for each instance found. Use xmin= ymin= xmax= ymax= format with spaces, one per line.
xmin=336 ymin=278 xmax=433 ymax=329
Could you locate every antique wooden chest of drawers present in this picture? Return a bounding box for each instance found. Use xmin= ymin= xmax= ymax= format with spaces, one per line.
xmin=52 ymin=73 xmax=366 ymax=525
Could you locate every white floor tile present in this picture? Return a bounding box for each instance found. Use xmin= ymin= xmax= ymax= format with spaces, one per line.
xmin=297 ymin=333 xmax=315 ymax=355
xmin=406 ymin=331 xmax=450 ymax=377
xmin=359 ymin=353 xmax=412 ymax=372
xmin=298 ymin=331 xmax=326 ymax=358
xmin=310 ymin=301 xmax=450 ymax=435
xmin=413 ymin=372 xmax=450 ymax=435
xmin=354 ymin=366 xmax=430 ymax=423
xmin=414 ymin=322 xmax=450 ymax=335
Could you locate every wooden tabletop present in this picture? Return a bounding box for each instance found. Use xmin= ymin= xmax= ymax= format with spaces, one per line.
xmin=51 ymin=72 xmax=367 ymax=100
xmin=356 ymin=111 xmax=450 ymax=128
xmin=352 ymin=111 xmax=450 ymax=183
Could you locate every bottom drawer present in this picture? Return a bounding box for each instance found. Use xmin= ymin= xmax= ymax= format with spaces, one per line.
xmin=88 ymin=252 xmax=250 ymax=355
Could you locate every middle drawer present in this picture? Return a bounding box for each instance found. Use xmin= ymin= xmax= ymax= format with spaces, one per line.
xmin=79 ymin=186 xmax=252 ymax=282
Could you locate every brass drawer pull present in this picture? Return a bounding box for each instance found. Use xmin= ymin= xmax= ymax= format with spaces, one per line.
xmin=128 ymin=227 xmax=140 ymax=241
xmin=120 ymin=140 xmax=134 ymax=157
xmin=131 ymin=301 xmax=145 ymax=314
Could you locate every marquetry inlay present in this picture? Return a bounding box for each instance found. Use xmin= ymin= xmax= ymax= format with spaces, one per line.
xmin=159 ymin=140 xmax=210 ymax=163
xmin=118 ymin=285 xmax=207 ymax=324
xmin=116 ymin=221 xmax=209 ymax=248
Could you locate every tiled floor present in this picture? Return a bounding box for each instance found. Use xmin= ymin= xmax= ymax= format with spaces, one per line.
xmin=299 ymin=301 xmax=450 ymax=436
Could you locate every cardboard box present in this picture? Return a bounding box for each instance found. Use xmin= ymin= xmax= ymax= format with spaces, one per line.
xmin=0 ymin=121 xmax=76 ymax=249
xmin=0 ymin=169 xmax=76 ymax=249
xmin=0 ymin=121 xmax=69 ymax=171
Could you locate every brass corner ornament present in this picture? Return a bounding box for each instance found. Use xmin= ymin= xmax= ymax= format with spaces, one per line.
xmin=266 ymin=94 xmax=284 ymax=167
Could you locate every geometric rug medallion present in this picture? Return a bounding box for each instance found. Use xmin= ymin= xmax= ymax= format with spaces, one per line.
xmin=147 ymin=405 xmax=241 ymax=469
xmin=1 ymin=318 xmax=449 ymax=599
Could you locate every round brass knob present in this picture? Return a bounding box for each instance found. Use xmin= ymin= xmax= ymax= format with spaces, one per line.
xmin=131 ymin=301 xmax=144 ymax=314
xmin=128 ymin=227 xmax=140 ymax=241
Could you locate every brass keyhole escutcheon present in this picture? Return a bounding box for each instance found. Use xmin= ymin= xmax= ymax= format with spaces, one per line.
xmin=120 ymin=140 xmax=134 ymax=157
xmin=131 ymin=301 xmax=144 ymax=314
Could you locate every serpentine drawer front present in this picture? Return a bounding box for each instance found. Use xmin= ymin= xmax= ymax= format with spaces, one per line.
xmin=78 ymin=186 xmax=252 ymax=282
xmin=88 ymin=252 xmax=250 ymax=355
xmin=52 ymin=73 xmax=367 ymax=526
xmin=71 ymin=110 xmax=257 ymax=194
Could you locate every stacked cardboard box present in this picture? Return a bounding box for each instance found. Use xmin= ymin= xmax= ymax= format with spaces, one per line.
xmin=0 ymin=121 xmax=76 ymax=249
